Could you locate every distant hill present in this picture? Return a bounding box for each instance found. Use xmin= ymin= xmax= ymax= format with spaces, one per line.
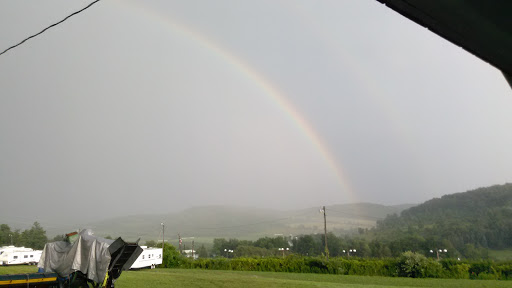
xmin=52 ymin=203 xmax=414 ymax=245
xmin=374 ymin=183 xmax=512 ymax=254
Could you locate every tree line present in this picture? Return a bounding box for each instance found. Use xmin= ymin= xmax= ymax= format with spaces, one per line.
xmin=0 ymin=222 xmax=48 ymax=250
xmin=194 ymin=232 xmax=488 ymax=260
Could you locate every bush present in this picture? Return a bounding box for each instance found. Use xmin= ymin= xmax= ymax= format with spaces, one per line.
xmin=496 ymin=263 xmax=512 ymax=280
xmin=440 ymin=259 xmax=469 ymax=279
xmin=398 ymin=251 xmax=442 ymax=278
xmin=469 ymin=260 xmax=496 ymax=277
xmin=162 ymin=243 xmax=187 ymax=268
xmin=305 ymin=258 xmax=328 ymax=273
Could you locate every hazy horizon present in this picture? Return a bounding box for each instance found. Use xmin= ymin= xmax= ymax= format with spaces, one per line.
xmin=1 ymin=1 xmax=511 ymax=228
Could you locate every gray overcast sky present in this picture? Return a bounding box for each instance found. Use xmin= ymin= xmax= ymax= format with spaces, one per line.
xmin=1 ymin=0 xmax=511 ymax=224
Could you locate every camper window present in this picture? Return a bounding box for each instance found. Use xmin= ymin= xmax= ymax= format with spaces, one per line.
xmin=24 ymin=255 xmax=28 ymax=258
xmin=13 ymin=256 xmax=18 ymax=259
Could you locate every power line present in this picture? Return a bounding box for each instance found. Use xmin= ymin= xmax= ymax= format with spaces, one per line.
xmin=0 ymin=0 xmax=101 ymax=57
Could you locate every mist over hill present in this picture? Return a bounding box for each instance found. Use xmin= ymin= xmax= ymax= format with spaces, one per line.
xmin=31 ymin=203 xmax=413 ymax=243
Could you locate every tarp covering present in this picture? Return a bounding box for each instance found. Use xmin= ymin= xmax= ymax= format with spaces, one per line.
xmin=37 ymin=229 xmax=113 ymax=284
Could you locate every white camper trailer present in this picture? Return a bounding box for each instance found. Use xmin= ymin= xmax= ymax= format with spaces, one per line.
xmin=0 ymin=246 xmax=42 ymax=265
xmin=129 ymin=246 xmax=163 ymax=269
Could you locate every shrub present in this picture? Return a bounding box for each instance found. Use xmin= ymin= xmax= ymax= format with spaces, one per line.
xmin=496 ymin=263 xmax=512 ymax=280
xmin=398 ymin=251 xmax=442 ymax=278
xmin=313 ymin=258 xmax=330 ymax=273
xmin=469 ymin=260 xmax=495 ymax=276
xmin=440 ymin=259 xmax=470 ymax=279
xmin=162 ymin=243 xmax=186 ymax=268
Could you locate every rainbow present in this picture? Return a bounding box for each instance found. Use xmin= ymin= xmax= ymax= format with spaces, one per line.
xmin=289 ymin=1 xmax=418 ymax=160
xmin=115 ymin=0 xmax=357 ymax=203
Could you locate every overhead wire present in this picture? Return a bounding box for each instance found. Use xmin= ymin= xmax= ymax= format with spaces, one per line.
xmin=0 ymin=0 xmax=101 ymax=56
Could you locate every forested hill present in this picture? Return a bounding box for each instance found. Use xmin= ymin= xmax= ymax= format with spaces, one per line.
xmin=374 ymin=183 xmax=512 ymax=253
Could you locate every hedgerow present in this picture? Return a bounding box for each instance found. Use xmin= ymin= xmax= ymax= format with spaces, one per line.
xmin=176 ymin=253 xmax=512 ymax=280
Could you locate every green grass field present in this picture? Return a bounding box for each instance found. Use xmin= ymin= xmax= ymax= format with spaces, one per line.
xmin=2 ymin=266 xmax=512 ymax=287
xmin=0 ymin=265 xmax=39 ymax=275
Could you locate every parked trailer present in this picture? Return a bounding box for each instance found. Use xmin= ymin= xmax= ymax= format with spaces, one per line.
xmin=0 ymin=229 xmax=142 ymax=288
xmin=0 ymin=246 xmax=42 ymax=266
xmin=129 ymin=246 xmax=163 ymax=269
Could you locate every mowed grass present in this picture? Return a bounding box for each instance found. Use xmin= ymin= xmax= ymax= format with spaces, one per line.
xmin=0 ymin=265 xmax=38 ymax=275
xmin=116 ymin=269 xmax=512 ymax=288
xmin=3 ymin=266 xmax=512 ymax=287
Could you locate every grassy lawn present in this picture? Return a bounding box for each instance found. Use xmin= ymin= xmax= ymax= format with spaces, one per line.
xmin=116 ymin=269 xmax=512 ymax=288
xmin=0 ymin=265 xmax=39 ymax=275
xmin=3 ymin=266 xmax=512 ymax=287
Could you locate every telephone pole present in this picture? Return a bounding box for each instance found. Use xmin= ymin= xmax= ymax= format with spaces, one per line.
xmin=161 ymin=223 xmax=164 ymax=252
xmin=178 ymin=233 xmax=182 ymax=253
xmin=323 ymin=206 xmax=329 ymax=259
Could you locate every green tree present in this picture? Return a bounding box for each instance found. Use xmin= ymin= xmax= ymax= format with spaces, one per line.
xmin=324 ymin=233 xmax=342 ymax=257
xmin=145 ymin=240 xmax=158 ymax=247
xmin=162 ymin=243 xmax=185 ymax=268
xmin=11 ymin=230 xmax=22 ymax=246
xmin=20 ymin=222 xmax=47 ymax=249
xmin=197 ymin=244 xmax=208 ymax=258
xmin=212 ymin=238 xmax=243 ymax=257
xmin=0 ymin=224 xmax=13 ymax=245
xmin=294 ymin=235 xmax=320 ymax=256
xmin=254 ymin=236 xmax=287 ymax=250
xmin=235 ymin=245 xmax=271 ymax=257
xmin=212 ymin=238 xmax=228 ymax=256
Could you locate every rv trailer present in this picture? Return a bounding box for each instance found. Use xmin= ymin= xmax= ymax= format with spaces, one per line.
xmin=129 ymin=246 xmax=163 ymax=269
xmin=0 ymin=246 xmax=42 ymax=266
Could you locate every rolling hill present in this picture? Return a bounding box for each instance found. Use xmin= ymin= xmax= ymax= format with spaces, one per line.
xmin=61 ymin=203 xmax=414 ymax=245
xmin=372 ymin=183 xmax=512 ymax=256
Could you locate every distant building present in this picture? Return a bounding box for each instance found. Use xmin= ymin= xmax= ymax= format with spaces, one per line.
xmin=182 ymin=250 xmax=198 ymax=260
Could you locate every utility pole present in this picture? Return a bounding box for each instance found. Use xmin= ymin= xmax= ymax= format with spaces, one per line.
xmin=161 ymin=223 xmax=164 ymax=252
xmin=178 ymin=233 xmax=182 ymax=253
xmin=323 ymin=206 xmax=329 ymax=259
xmin=192 ymin=240 xmax=195 ymax=259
